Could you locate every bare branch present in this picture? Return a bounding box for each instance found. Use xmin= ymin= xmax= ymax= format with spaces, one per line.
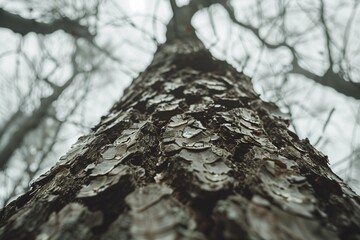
xmin=291 ymin=59 xmax=360 ymax=100
xmin=219 ymin=1 xmax=360 ymax=100
xmin=169 ymin=0 xmax=179 ymax=38
xmin=166 ymin=0 xmax=228 ymax=40
xmin=314 ymin=107 xmax=335 ymax=146
xmin=319 ymin=0 xmax=333 ymax=67
xmin=0 ymin=44 xmax=82 ymax=170
xmin=0 ymin=7 xmax=94 ymax=40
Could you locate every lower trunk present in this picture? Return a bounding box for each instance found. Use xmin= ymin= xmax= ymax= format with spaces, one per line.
xmin=1 ymin=38 xmax=359 ymax=240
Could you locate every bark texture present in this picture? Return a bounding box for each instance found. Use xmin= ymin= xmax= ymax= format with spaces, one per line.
xmin=1 ymin=37 xmax=360 ymax=240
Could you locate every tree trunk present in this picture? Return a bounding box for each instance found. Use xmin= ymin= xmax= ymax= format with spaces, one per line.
xmin=1 ymin=29 xmax=360 ymax=240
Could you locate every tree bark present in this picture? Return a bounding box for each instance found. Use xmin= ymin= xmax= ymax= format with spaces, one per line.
xmin=1 ymin=1 xmax=360 ymax=238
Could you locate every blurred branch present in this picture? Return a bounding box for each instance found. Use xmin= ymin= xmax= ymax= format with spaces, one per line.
xmin=0 ymin=110 xmax=23 ymax=140
xmin=0 ymin=7 xmax=94 ymax=40
xmin=290 ymin=59 xmax=360 ymax=100
xmin=108 ymin=2 xmax=159 ymax=45
xmin=2 ymin=83 xmax=90 ymax=206
xmin=166 ymin=0 xmax=228 ymax=40
xmin=314 ymin=107 xmax=335 ymax=146
xmin=169 ymin=0 xmax=179 ymax=38
xmin=319 ymin=0 xmax=333 ymax=67
xmin=220 ymin=0 xmax=360 ymax=100
xmin=0 ymin=44 xmax=82 ymax=170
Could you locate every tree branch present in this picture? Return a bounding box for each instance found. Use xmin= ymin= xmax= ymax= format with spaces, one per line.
xmin=169 ymin=0 xmax=179 ymax=38
xmin=0 ymin=7 xmax=94 ymax=40
xmin=291 ymin=58 xmax=360 ymax=100
xmin=219 ymin=1 xmax=360 ymax=100
xmin=0 ymin=72 xmax=78 ymax=170
xmin=0 ymin=43 xmax=82 ymax=170
xmin=166 ymin=0 xmax=228 ymax=40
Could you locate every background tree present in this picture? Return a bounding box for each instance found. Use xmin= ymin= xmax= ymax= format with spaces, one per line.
xmin=0 ymin=0 xmax=357 ymax=236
